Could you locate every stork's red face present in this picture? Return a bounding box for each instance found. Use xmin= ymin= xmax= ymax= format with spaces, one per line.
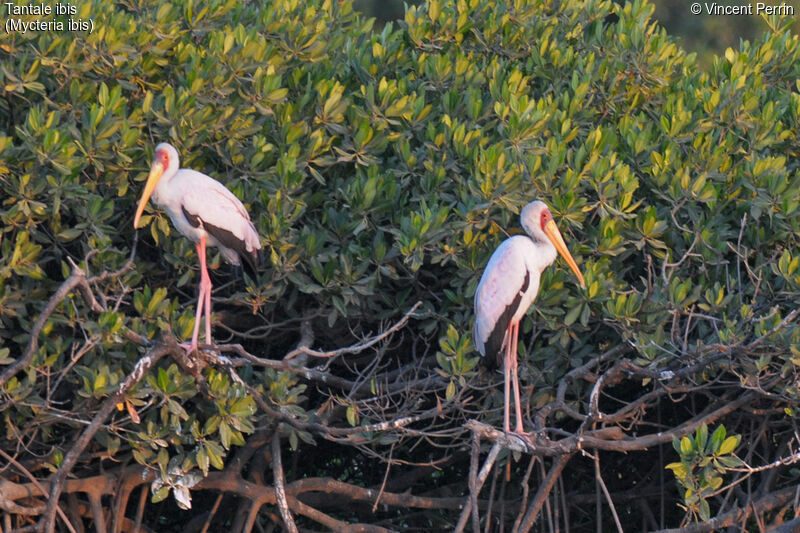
xmin=539 ymin=207 xmax=553 ymax=231
xmin=133 ymin=148 xmax=170 ymax=228
xmin=156 ymin=147 xmax=170 ymax=168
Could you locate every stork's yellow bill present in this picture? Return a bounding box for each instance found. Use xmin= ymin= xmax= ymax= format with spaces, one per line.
xmin=133 ymin=158 xmax=166 ymax=228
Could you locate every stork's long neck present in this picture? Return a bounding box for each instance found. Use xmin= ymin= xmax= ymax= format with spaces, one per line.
xmin=525 ymin=230 xmax=558 ymax=274
xmin=151 ymin=165 xmax=178 ymax=205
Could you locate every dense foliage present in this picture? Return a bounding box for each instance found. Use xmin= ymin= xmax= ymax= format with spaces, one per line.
xmin=1 ymin=0 xmax=799 ymax=530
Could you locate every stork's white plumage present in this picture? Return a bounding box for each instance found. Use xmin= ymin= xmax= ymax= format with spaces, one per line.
xmin=474 ymin=201 xmax=585 ymax=435
xmin=133 ymin=143 xmax=261 ymax=353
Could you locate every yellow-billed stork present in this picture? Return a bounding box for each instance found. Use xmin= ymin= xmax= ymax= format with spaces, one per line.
xmin=473 ymin=200 xmax=585 ymax=435
xmin=133 ymin=143 xmax=261 ymax=353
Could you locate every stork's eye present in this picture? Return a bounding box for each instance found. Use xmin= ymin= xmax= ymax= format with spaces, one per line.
xmin=540 ymin=208 xmax=552 ymax=230
xmin=159 ymin=151 xmax=169 ymax=165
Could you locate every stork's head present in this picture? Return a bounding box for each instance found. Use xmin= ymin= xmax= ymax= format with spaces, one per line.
xmin=133 ymin=143 xmax=180 ymax=228
xmin=520 ymin=201 xmax=585 ymax=288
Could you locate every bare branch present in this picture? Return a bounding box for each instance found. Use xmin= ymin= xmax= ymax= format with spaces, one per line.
xmin=285 ymin=477 xmax=468 ymax=510
xmin=283 ymin=301 xmax=421 ymax=360
xmin=594 ymin=453 xmax=623 ymax=533
xmin=287 ymin=495 xmax=393 ymax=533
xmin=0 ymin=264 xmax=90 ymax=389
xmin=768 ymin=516 xmax=800 ymax=533
xmin=517 ymin=453 xmax=573 ymax=533
xmin=270 ymin=432 xmax=298 ymax=533
xmin=41 ymin=340 xmax=177 ymax=533
xmin=469 ymin=434 xmax=481 ymax=533
xmin=0 ymin=444 xmax=76 ymax=532
xmin=371 ymin=443 xmax=394 ymax=512
xmin=467 ymin=390 xmax=754 ymax=456
xmin=649 ymin=483 xmax=799 ymax=533
xmin=453 ymin=441 xmax=503 ymax=533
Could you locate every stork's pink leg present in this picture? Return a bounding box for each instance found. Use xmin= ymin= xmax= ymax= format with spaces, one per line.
xmin=503 ymin=324 xmax=512 ymax=435
xmin=509 ymin=321 xmax=525 ymax=434
xmin=185 ymin=282 xmax=204 ymax=354
xmin=203 ymin=270 xmax=212 ymax=345
xmin=198 ymin=235 xmax=214 ymax=347
xmin=182 ymin=235 xmax=212 ymax=354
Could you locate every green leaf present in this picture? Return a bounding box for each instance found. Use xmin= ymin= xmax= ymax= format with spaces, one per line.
xmin=206 ymin=442 xmax=225 ymax=470
xmin=196 ymin=447 xmax=209 ymax=475
xmin=223 ymin=33 xmax=234 ymax=55
xmin=717 ymin=455 xmax=745 ymax=468
xmin=219 ymin=421 xmax=232 ymax=449
xmin=710 ymin=425 xmax=726 ymax=453
xmin=56 ymin=228 xmax=83 ymax=242
xmin=696 ymin=424 xmax=708 ymax=452
xmin=698 ymin=499 xmax=710 ymax=521
xmin=98 ymin=82 xmax=109 ymax=107
xmin=563 ymin=304 xmax=581 ymax=326
xmin=204 ymin=415 xmax=221 ymax=435
xmin=446 ymin=380 xmax=456 ymax=401
xmin=428 ymin=0 xmax=440 ymax=22
xmin=230 ymin=397 xmax=256 ymax=418
xmin=151 ymin=486 xmax=170 ymax=504
xmin=718 ymin=436 xmax=739 ymax=456
xmin=346 ymin=405 xmax=357 ymax=427
xmin=672 ymin=436 xmax=682 ymax=454
xmin=93 ymin=372 xmax=107 ymax=394
xmin=142 ymin=91 xmax=153 ymax=113
xmin=157 ymin=368 xmax=169 ymax=392
xmin=665 ymin=462 xmax=687 ymax=479
xmin=724 ymin=47 xmax=735 ymax=63
xmin=680 ymin=436 xmax=693 ymax=455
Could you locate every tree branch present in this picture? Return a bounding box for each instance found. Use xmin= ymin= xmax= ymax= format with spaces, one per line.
xmin=283 ymin=301 xmax=421 ymax=360
xmin=468 ymin=390 xmax=756 ymax=456
xmin=1 ymin=264 xmax=90 ymax=389
xmin=517 ymin=453 xmax=573 ymax=533
xmin=453 ymin=441 xmax=502 ymax=533
xmin=649 ymin=483 xmax=799 ymax=533
xmin=41 ymin=340 xmax=177 ymax=533
xmin=0 ymin=449 xmax=76 ymax=532
xmin=270 ymin=432 xmax=298 ymax=533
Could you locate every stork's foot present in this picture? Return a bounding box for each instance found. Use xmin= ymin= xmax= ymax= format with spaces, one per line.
xmin=507 ymin=430 xmax=533 ymax=444
xmin=179 ymin=341 xmax=216 ymax=354
xmin=174 ymin=342 xmax=209 ymax=384
xmin=180 ymin=341 xmax=199 ymax=354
